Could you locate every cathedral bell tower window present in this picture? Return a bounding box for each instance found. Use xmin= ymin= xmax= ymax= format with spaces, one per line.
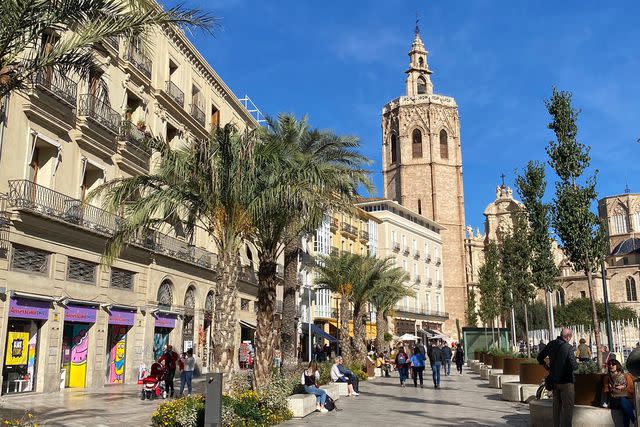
xmin=417 ymin=76 xmax=427 ymax=95
xmin=439 ymin=129 xmax=449 ymax=159
xmin=390 ymin=134 xmax=398 ymax=163
xmin=412 ymin=129 xmax=423 ymax=158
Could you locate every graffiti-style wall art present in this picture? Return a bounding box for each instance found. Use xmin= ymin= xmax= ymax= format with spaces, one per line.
xmin=62 ymin=324 xmax=89 ymax=388
xmin=107 ymin=326 xmax=127 ymax=384
xmin=153 ymin=329 xmax=170 ymax=360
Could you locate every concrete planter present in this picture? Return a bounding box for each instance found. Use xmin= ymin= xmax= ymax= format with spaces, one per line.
xmin=574 ymin=373 xmax=604 ymax=406
xmin=519 ymin=362 xmax=546 ymax=385
xmin=503 ymin=357 xmax=528 ymax=375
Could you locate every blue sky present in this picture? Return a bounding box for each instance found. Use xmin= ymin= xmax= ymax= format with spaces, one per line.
xmin=182 ymin=0 xmax=640 ymax=227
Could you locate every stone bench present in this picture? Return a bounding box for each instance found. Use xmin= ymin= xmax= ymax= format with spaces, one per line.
xmin=502 ymin=381 xmax=523 ymax=401
xmin=489 ymin=373 xmax=519 ymax=389
xmin=471 ymin=363 xmax=484 ymax=374
xmin=480 ymin=365 xmax=493 ymax=380
xmin=331 ymin=381 xmax=350 ymax=396
xmin=320 ymin=383 xmax=340 ymax=400
xmin=287 ymin=394 xmax=317 ymax=418
xmin=373 ymin=367 xmax=382 ymax=377
xmin=529 ymin=398 xmax=623 ymax=426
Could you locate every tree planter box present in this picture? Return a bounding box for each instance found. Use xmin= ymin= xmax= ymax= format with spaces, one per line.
xmin=519 ymin=363 xmax=547 ymax=385
xmin=491 ymin=355 xmax=505 ymax=370
xmin=574 ymin=373 xmax=604 ymax=406
xmin=504 ymin=357 xmax=528 ymax=375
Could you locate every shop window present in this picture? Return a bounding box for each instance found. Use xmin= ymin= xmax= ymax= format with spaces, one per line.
xmin=67 ymin=258 xmax=96 ymax=284
xmin=11 ymin=246 xmax=49 ymax=274
xmin=240 ymin=298 xmax=250 ymax=311
xmin=110 ymin=268 xmax=133 ymax=290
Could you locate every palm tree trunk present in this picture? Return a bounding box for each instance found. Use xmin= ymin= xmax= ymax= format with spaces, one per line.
xmin=339 ymin=295 xmax=352 ymax=363
xmin=585 ymin=264 xmax=602 ymax=367
xmin=212 ymin=251 xmax=239 ymax=382
xmin=375 ymin=309 xmax=387 ymax=351
xmin=280 ymin=235 xmax=299 ymax=371
xmin=254 ymin=258 xmax=279 ymax=389
xmin=352 ymin=303 xmax=367 ymax=362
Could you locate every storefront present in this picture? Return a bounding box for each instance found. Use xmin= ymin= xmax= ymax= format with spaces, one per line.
xmin=153 ymin=313 xmax=177 ymax=360
xmin=61 ymin=304 xmax=96 ymax=388
xmin=2 ymin=296 xmax=50 ymax=395
xmin=106 ymin=308 xmax=135 ymax=384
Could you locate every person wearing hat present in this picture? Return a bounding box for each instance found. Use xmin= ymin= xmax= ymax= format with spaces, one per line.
xmin=602 ymin=359 xmax=636 ymax=427
xmin=575 ymin=338 xmax=591 ymax=362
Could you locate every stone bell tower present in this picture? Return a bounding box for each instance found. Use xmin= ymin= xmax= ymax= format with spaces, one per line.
xmin=381 ymin=23 xmax=467 ymax=334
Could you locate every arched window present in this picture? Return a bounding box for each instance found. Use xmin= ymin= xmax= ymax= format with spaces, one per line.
xmin=626 ymin=277 xmax=637 ymax=302
xmin=439 ymin=129 xmax=449 ymax=159
xmin=204 ymin=291 xmax=214 ymax=317
xmin=417 ymin=199 xmax=422 ymax=215
xmin=157 ymin=279 xmax=173 ymax=308
xmin=612 ymin=214 xmax=629 ymax=234
xmin=555 ymin=288 xmax=565 ymax=306
xmin=412 ymin=129 xmax=422 ymax=158
xmin=417 ymin=76 xmax=427 ymax=95
xmin=418 ymin=57 xmax=424 ymax=68
xmin=390 ymin=134 xmax=398 ymax=163
xmin=184 ymin=285 xmax=196 ymax=310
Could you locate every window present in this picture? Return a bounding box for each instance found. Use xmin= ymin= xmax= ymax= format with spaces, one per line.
xmin=67 ymin=258 xmax=96 ymax=284
xmin=555 ymin=288 xmax=565 ymax=306
xmin=435 ymin=294 xmax=441 ymax=312
xmin=401 ymin=235 xmax=406 ymax=248
xmin=612 ymin=215 xmax=629 ymax=234
xmin=439 ymin=129 xmax=449 ymax=159
xmin=580 ymin=291 xmax=586 ymax=298
xmin=418 ymin=57 xmax=424 ymax=68
xmin=417 ymin=76 xmax=426 ymax=95
xmin=626 ymin=277 xmax=637 ymax=302
xmin=424 ymin=266 xmax=430 ymax=280
xmin=80 ymin=157 xmax=105 ymax=202
xmin=402 ymin=260 xmax=408 ymax=272
xmin=390 ymin=134 xmax=398 ymax=163
xmin=111 ymin=268 xmax=134 ymax=290
xmin=425 ymin=292 xmax=431 ymax=311
xmin=391 ymin=230 xmax=397 ymax=245
xmin=413 ymin=239 xmax=417 ymax=252
xmin=413 ymin=263 xmax=418 ymax=278
xmin=28 ymin=132 xmax=60 ymax=187
xmin=157 ymin=280 xmax=173 ymax=308
xmin=412 ymin=129 xmax=422 ymax=158
xmin=240 ymin=298 xmax=250 ymax=311
xmin=424 ymin=243 xmax=429 ymax=257
xmin=634 ymin=211 xmax=640 ymax=232
xmin=211 ymin=105 xmax=220 ymax=128
xmin=417 ymin=199 xmax=422 ymax=215
xmin=11 ymin=246 xmax=49 ymax=274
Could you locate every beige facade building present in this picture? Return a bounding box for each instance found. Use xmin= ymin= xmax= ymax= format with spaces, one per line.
xmin=0 ymin=20 xmax=267 ymax=394
xmin=357 ymin=199 xmax=447 ymax=335
xmin=380 ymin=27 xmax=467 ymax=335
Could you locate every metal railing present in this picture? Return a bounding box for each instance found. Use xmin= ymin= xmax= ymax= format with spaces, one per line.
xmin=427 ymin=278 xmax=433 ymax=286
xmin=435 ymin=257 xmax=442 ymax=266
xmin=190 ymin=103 xmax=205 ymax=126
xmin=7 ymin=180 xmax=216 ymax=269
xmin=0 ymin=193 xmax=9 ymax=258
xmin=119 ymin=120 xmax=150 ymax=152
xmin=402 ymin=246 xmax=410 ymax=255
xmin=34 ymin=71 xmax=77 ymax=107
xmin=313 ymin=306 xmax=337 ymax=319
xmin=105 ymin=36 xmax=119 ymax=51
xmin=394 ymin=305 xmax=449 ymax=319
xmin=341 ymin=222 xmax=357 ymax=236
xmin=125 ymin=46 xmax=152 ymax=79
xmin=238 ymin=265 xmax=257 ymax=285
xmin=165 ymin=81 xmax=184 ymax=106
xmin=78 ymin=94 xmax=121 ymax=133
xmin=392 ymin=242 xmax=400 ymax=252
xmin=414 ymin=250 xmax=421 ymax=259
xmin=330 ymin=218 xmax=339 ymax=230
xmin=359 ymin=230 xmax=369 ymax=241
xmin=425 ymin=254 xmax=432 ymax=263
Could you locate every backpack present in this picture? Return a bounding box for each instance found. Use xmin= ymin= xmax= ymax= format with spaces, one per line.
xmin=324 ymin=395 xmax=337 ymax=411
xmin=397 ymin=353 xmax=407 ymax=365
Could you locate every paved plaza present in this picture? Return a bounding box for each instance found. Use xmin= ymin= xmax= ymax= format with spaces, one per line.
xmin=0 ymin=366 xmax=528 ymax=426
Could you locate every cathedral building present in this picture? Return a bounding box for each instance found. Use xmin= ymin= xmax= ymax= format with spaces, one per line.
xmin=381 ymin=26 xmax=467 ymax=334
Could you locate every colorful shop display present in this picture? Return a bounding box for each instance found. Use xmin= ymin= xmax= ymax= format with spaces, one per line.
xmin=153 ymin=313 xmax=176 ymax=360
xmin=61 ymin=305 xmax=96 ymax=388
xmin=106 ymin=309 xmax=135 ymax=384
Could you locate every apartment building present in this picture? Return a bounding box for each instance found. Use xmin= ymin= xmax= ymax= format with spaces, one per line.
xmin=357 ymin=199 xmax=448 ymax=336
xmin=0 ymin=23 xmax=264 ymax=394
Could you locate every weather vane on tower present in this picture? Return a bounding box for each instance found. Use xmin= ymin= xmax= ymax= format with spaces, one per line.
xmin=415 ymin=12 xmax=420 ymax=35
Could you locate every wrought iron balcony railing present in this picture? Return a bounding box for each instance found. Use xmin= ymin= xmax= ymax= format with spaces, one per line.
xmin=119 ymin=120 xmax=150 ymax=152
xmin=413 ymin=250 xmax=421 ymax=259
xmin=238 ymin=264 xmax=257 ymax=285
xmin=437 ymin=280 xmax=442 ymax=288
xmin=394 ymin=305 xmax=449 ymax=319
xmin=341 ymin=222 xmax=357 ymax=236
xmin=7 ymin=180 xmax=216 ymax=269
xmin=425 ymin=254 xmax=432 ymax=263
xmin=313 ymin=305 xmax=338 ymax=319
xmin=165 ymin=81 xmax=184 ymax=106
xmin=435 ymin=257 xmax=442 ymax=266
xmin=78 ymin=94 xmax=121 ymax=133
xmin=359 ymin=230 xmax=369 ymax=241
xmin=402 ymin=246 xmax=410 ymax=255
xmin=392 ymin=242 xmax=401 ymax=252
xmin=190 ymin=103 xmax=205 ymax=126
xmin=427 ymin=278 xmax=433 ymax=286
xmin=330 ymin=218 xmax=339 ymax=230
xmin=34 ymin=71 xmax=77 ymax=107
xmin=125 ymin=46 xmax=152 ymax=79
xmin=414 ymin=275 xmax=421 ymax=284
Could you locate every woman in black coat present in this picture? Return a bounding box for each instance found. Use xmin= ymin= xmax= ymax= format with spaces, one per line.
xmin=454 ymin=344 xmax=465 ymax=375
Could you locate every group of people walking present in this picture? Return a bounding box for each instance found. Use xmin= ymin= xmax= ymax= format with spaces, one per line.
xmin=158 ymin=345 xmax=196 ymax=397
xmin=393 ymin=339 xmax=464 ymax=388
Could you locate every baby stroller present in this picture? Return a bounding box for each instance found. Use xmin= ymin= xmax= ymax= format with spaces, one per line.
xmin=140 ymin=362 xmax=166 ymax=400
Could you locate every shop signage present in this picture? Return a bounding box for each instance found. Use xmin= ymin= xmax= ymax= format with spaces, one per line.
xmin=8 ymin=297 xmax=50 ymax=320
xmin=65 ymin=305 xmax=97 ymax=323
xmin=154 ymin=313 xmax=177 ymax=328
xmin=108 ymin=309 xmax=135 ymax=326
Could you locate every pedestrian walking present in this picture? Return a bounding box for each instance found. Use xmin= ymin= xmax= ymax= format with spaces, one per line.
xmin=454 ymin=343 xmax=465 ymax=375
xmin=428 ymin=341 xmax=445 ymax=388
xmin=442 ymin=342 xmax=452 ymax=376
xmin=158 ymin=344 xmax=179 ymax=397
xmin=410 ymin=347 xmax=426 ymax=387
xmin=415 ymin=338 xmax=427 ymax=356
xmin=576 ymin=338 xmax=591 ymax=362
xmin=537 ymin=328 xmax=578 ymax=427
xmin=179 ymin=348 xmax=195 ymax=396
xmin=395 ymin=346 xmax=410 ymax=388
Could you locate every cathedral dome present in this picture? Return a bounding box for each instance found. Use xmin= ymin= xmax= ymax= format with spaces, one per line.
xmin=612 ymin=238 xmax=640 ymax=256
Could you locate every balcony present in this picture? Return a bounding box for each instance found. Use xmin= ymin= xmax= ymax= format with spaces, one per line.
xmin=341 ymin=222 xmax=357 ymax=237
xmin=124 ymin=46 xmax=152 ymax=79
xmin=437 ymin=280 xmax=442 ymax=288
xmin=392 ymin=242 xmax=400 ymax=253
xmin=190 ymin=103 xmax=205 ymax=126
xmin=425 ymin=254 xmax=432 ymax=263
xmin=104 ymin=36 xmax=119 ymax=52
xmin=7 ymin=180 xmax=216 ymax=269
xmin=118 ymin=120 xmax=151 ymax=152
xmin=393 ymin=305 xmax=449 ymax=320
xmin=427 ymin=278 xmax=433 ymax=287
xmin=359 ymin=229 xmax=369 ymax=242
xmin=238 ymin=265 xmax=257 ymax=285
xmin=330 ymin=246 xmax=339 ymax=256
xmin=78 ymin=94 xmax=121 ymax=133
xmin=414 ymin=275 xmax=421 ymax=284
xmin=313 ymin=305 xmax=337 ymax=319
xmin=165 ymin=81 xmax=184 ymax=106
xmin=402 ymin=246 xmax=410 ymax=255
xmin=413 ymin=250 xmax=421 ymax=259
xmin=435 ymin=257 xmax=442 ymax=266
xmin=33 ymin=71 xmax=77 ymax=107
xmin=330 ymin=218 xmax=339 ymax=231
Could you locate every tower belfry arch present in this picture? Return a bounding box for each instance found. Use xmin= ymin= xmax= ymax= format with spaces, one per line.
xmin=381 ymin=21 xmax=467 ymax=334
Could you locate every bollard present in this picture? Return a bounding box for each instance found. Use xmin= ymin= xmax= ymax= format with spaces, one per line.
xmin=204 ymin=373 xmax=223 ymax=427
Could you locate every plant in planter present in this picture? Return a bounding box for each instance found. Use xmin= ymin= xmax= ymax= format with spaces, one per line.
xmin=519 ymin=360 xmax=547 ymax=385
xmin=575 ymin=360 xmax=604 ymax=406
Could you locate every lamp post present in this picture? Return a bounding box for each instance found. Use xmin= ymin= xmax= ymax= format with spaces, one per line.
xmin=307 ymin=283 xmax=312 ymax=363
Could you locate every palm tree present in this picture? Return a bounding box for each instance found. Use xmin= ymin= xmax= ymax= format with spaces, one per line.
xmin=89 ymin=125 xmax=255 ymax=378
xmin=369 ymin=267 xmax=413 ymax=350
xmin=315 ymin=253 xmax=361 ymax=363
xmin=249 ymin=115 xmax=370 ymax=387
xmin=0 ymin=0 xmax=215 ymax=97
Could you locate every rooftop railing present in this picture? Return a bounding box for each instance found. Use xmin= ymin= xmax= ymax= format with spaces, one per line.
xmin=78 ymin=94 xmax=121 ymax=133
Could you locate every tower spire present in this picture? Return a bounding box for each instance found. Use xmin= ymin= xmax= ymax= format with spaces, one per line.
xmin=405 ymin=13 xmax=432 ymax=96
xmin=415 ymin=11 xmax=420 ymax=35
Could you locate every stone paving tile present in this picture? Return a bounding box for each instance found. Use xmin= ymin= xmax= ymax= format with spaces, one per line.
xmin=285 ymin=367 xmax=530 ymax=426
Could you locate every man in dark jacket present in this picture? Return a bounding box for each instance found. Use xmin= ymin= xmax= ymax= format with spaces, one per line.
xmin=442 ymin=343 xmax=453 ymax=376
xmin=537 ymin=328 xmax=578 ymax=427
xmin=428 ymin=341 xmax=445 ymax=388
xmin=415 ymin=339 xmax=427 ymax=356
xmin=158 ymin=344 xmax=179 ymax=397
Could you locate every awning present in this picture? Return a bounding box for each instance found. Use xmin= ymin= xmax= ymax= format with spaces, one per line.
xmin=301 ymin=322 xmax=337 ymax=343
xmin=239 ymin=320 xmax=256 ymax=330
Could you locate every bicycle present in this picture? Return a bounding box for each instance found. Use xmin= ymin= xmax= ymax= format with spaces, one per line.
xmin=535 ymin=378 xmax=553 ymax=400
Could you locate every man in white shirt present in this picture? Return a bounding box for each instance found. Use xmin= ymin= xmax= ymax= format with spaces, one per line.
xmin=330 ymin=356 xmax=359 ymax=396
xmin=179 ymin=348 xmax=196 ymax=396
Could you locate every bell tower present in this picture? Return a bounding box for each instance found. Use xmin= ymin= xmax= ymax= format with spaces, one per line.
xmin=381 ymin=23 xmax=467 ymax=334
